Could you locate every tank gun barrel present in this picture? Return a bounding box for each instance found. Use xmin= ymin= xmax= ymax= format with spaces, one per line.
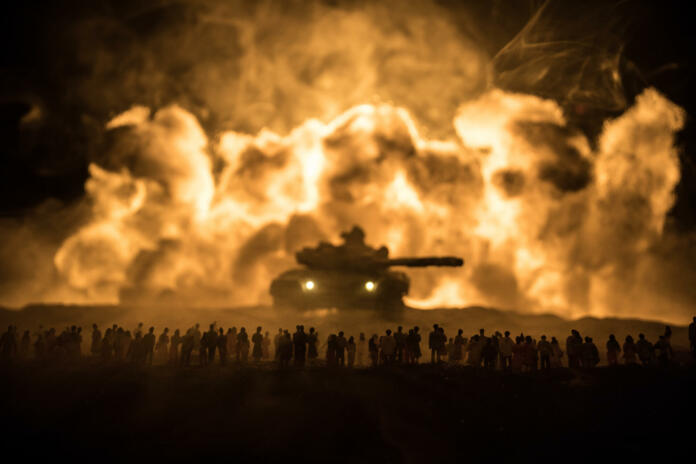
xmin=385 ymin=257 xmax=464 ymax=267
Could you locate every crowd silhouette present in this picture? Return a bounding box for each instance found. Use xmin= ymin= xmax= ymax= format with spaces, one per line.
xmin=1 ymin=317 xmax=695 ymax=370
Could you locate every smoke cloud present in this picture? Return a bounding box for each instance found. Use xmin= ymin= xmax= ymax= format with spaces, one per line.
xmin=0 ymin=0 xmax=693 ymax=324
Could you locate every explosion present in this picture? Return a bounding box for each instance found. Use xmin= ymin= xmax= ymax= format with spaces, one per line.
xmin=52 ymin=86 xmax=684 ymax=320
xmin=0 ymin=0 xmax=691 ymax=323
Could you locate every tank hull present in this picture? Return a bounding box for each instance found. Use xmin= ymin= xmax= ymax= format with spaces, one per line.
xmin=270 ymin=269 xmax=409 ymax=311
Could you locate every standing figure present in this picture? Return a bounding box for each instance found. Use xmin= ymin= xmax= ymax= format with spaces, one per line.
xmin=252 ymin=327 xmax=264 ymax=362
xmin=169 ymin=329 xmax=181 ymax=365
xmin=206 ymin=324 xmax=218 ymax=363
xmin=412 ymin=327 xmax=422 ymax=364
xmin=335 ymin=331 xmax=347 ymax=367
xmin=237 ymin=327 xmax=250 ymax=362
xmin=550 ymin=337 xmax=564 ymax=368
xmin=394 ymin=326 xmax=406 ymax=364
xmin=227 ymin=327 xmax=237 ymax=362
xmin=293 ymin=326 xmax=308 ymax=367
xmin=499 ymin=331 xmax=513 ymax=369
xmin=91 ymin=324 xmax=102 ymax=356
xmin=368 ymin=334 xmax=379 ymax=367
xmin=453 ymin=329 xmax=466 ymax=365
xmin=279 ymin=331 xmax=293 ymax=367
xmin=143 ymin=327 xmax=156 ymax=365
xmin=156 ymin=328 xmax=170 ymax=364
xmin=429 ymin=324 xmax=439 ymax=363
xmin=582 ymin=337 xmax=600 ymax=367
xmin=326 ymin=334 xmax=337 ymax=367
xmin=622 ymin=335 xmax=637 ymax=364
xmin=566 ymin=330 xmax=583 ymax=368
xmin=218 ymin=328 xmax=228 ymax=365
xmin=274 ymin=328 xmax=283 ymax=361
xmin=262 ymin=331 xmax=271 ymax=360
xmin=606 ymin=334 xmax=621 ymax=366
xmin=636 ymin=333 xmax=654 ymax=366
xmin=654 ymin=335 xmax=673 ymax=366
xmin=199 ymin=331 xmax=209 ymax=367
xmin=307 ymin=327 xmax=319 ymax=365
xmin=380 ymin=330 xmax=396 ymax=365
xmin=347 ymin=336 xmax=356 ymax=367
xmin=180 ymin=329 xmax=195 ymax=367
xmin=538 ymin=335 xmax=552 ymax=369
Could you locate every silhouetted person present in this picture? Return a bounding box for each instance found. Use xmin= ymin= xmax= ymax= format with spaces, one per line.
xmin=143 ymin=327 xmax=156 ymax=365
xmin=237 ymin=327 xmax=250 ymax=362
xmin=347 ymin=336 xmax=356 ymax=367
xmin=130 ymin=332 xmax=145 ymax=365
xmin=369 ymin=334 xmax=379 ymax=367
xmin=499 ymin=331 xmax=513 ymax=369
xmin=199 ymin=331 xmax=209 ymax=366
xmin=468 ymin=335 xmax=483 ymax=367
xmin=262 ymin=331 xmax=271 ymax=360
xmin=274 ymin=328 xmax=283 ymax=360
xmin=293 ymin=325 xmax=308 ymax=367
xmin=156 ymin=328 xmax=169 ymax=364
xmin=623 ymin=335 xmax=637 ymax=364
xmin=538 ymin=335 xmax=552 ymax=369
xmin=394 ymin=326 xmax=406 ymax=363
xmin=91 ymin=324 xmax=102 ymax=356
xmin=192 ymin=324 xmax=202 ymax=361
xmin=550 ymin=337 xmax=563 ymax=367
xmin=482 ymin=337 xmax=497 ymax=368
xmin=380 ymin=329 xmax=396 ymax=365
xmin=227 ymin=327 xmax=237 ymax=361
xmin=411 ymin=326 xmax=422 ymax=364
xmin=206 ymin=324 xmax=218 ymax=363
xmin=606 ymin=334 xmax=621 ymax=366
xmin=307 ymin=327 xmax=318 ymax=365
xmin=252 ymin=327 xmax=264 ymax=362
xmin=582 ymin=336 xmax=599 ymax=367
xmin=429 ymin=324 xmax=439 ymax=363
xmin=218 ymin=328 xmax=228 ymax=365
xmin=524 ymin=336 xmax=537 ymax=371
xmin=19 ymin=330 xmax=31 ymax=359
xmin=170 ymin=329 xmax=181 ymax=365
xmin=636 ymin=333 xmax=654 ymax=366
xmin=335 ymin=331 xmax=347 ymax=367
xmin=356 ymin=332 xmax=366 ymax=366
xmin=181 ymin=329 xmax=195 ymax=367
xmin=279 ymin=330 xmax=293 ymax=367
xmin=566 ymin=330 xmax=583 ymax=368
xmin=453 ymin=329 xmax=466 ymax=364
xmin=654 ymin=335 xmax=673 ymax=366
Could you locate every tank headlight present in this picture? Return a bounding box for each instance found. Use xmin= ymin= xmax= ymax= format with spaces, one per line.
xmin=365 ymin=281 xmax=376 ymax=292
xmin=304 ymin=280 xmax=315 ymax=290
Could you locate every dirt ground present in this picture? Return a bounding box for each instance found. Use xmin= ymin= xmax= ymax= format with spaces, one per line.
xmin=2 ymin=360 xmax=694 ymax=462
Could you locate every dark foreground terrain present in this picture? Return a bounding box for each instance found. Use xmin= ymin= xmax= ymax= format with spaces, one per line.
xmin=2 ymin=362 xmax=694 ymax=462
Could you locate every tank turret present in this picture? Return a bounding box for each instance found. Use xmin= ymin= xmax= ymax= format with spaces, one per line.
xmin=270 ymin=226 xmax=464 ymax=311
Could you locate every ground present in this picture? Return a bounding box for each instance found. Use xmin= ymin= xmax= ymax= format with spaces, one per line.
xmin=2 ymin=361 xmax=693 ymax=461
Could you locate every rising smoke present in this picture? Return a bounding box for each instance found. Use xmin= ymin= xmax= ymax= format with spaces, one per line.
xmin=1 ymin=0 xmax=693 ymax=323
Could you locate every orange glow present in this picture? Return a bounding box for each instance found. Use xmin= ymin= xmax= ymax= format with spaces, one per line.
xmin=47 ymin=85 xmax=685 ymax=322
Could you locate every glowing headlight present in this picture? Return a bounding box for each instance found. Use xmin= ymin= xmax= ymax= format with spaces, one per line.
xmin=304 ymin=280 xmax=315 ymax=290
xmin=365 ymin=281 xmax=376 ymax=292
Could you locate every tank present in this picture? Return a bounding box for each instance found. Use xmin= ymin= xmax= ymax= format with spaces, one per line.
xmin=270 ymin=226 xmax=464 ymax=311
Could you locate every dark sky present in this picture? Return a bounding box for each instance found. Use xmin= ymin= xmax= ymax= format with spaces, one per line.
xmin=1 ymin=0 xmax=694 ymax=227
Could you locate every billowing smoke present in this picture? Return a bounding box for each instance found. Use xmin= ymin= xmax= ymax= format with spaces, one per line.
xmin=1 ymin=0 xmax=693 ymax=323
xmin=50 ymin=85 xmax=685 ymax=322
